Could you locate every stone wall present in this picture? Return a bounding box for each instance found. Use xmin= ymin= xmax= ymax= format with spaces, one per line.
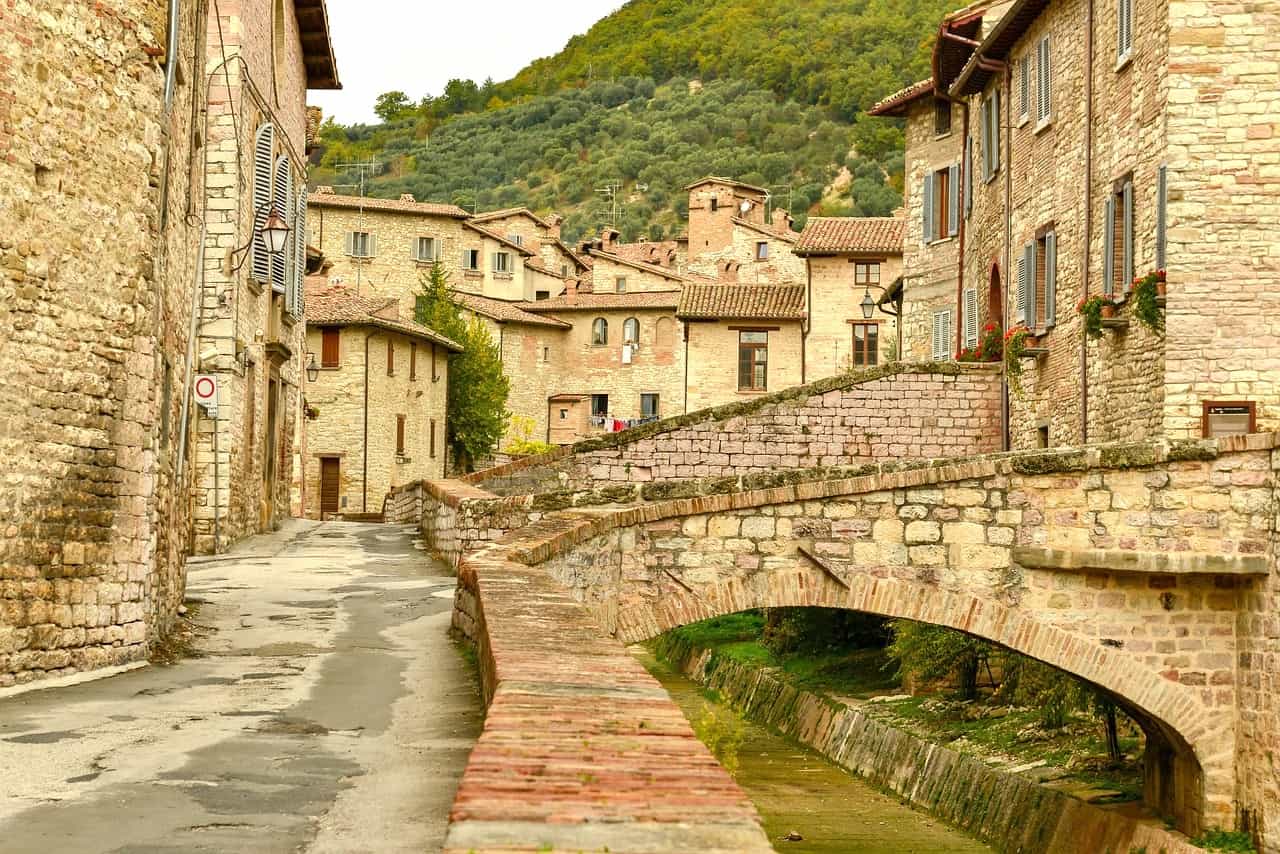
xmin=805 ymin=254 xmax=903 ymax=376
xmin=472 ymin=363 xmax=1003 ymax=494
xmin=662 ymin=643 xmax=1202 ymax=854
xmin=0 ymin=0 xmax=202 ymax=684
xmin=684 ymin=319 xmax=806 ymax=412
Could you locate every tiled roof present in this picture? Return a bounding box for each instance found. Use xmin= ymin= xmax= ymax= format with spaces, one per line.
xmin=867 ymin=79 xmax=935 ymax=117
xmin=308 ymin=192 xmax=471 ymax=219
xmin=677 ymin=284 xmax=807 ymax=320
xmin=794 ymin=217 xmax=906 ymax=256
xmin=588 ymin=250 xmax=688 ymax=282
xmin=951 ymin=0 xmax=1052 ymax=96
xmin=304 ymin=278 xmax=463 ymax=351
xmin=295 ymin=0 xmax=340 ymax=90
xmin=464 ymin=222 xmax=537 ymax=256
xmin=518 ymin=291 xmax=682 ymax=312
xmin=469 ymin=207 xmax=552 ymax=229
xmin=452 ymin=291 xmax=571 ymax=328
xmin=684 ymin=176 xmax=770 ymax=195
xmin=732 ymin=217 xmax=797 ymax=244
xmin=610 ymin=240 xmax=681 ymax=268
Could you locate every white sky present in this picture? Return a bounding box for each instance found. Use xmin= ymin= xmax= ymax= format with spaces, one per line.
xmin=309 ymin=1 xmax=624 ymax=125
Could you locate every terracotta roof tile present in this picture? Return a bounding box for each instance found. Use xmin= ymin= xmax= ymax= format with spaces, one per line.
xmin=867 ymin=79 xmax=935 ymax=117
xmin=304 ymin=278 xmax=463 ymax=351
xmin=610 ymin=240 xmax=681 ymax=268
xmin=464 ymin=222 xmax=537 ymax=256
xmin=677 ymin=284 xmax=807 ymax=320
xmin=518 ymin=291 xmax=681 ymax=312
xmin=451 ymin=291 xmax=571 ymax=328
xmin=587 ymin=250 xmax=688 ymax=282
xmin=307 ymin=192 xmax=471 ymax=219
xmin=732 ymin=217 xmax=797 ymax=243
xmin=794 ymin=217 xmax=906 ymax=255
xmin=469 ymin=207 xmax=551 ymax=229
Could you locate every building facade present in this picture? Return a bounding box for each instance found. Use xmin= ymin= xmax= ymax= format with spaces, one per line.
xmin=300 ymin=281 xmax=459 ymax=519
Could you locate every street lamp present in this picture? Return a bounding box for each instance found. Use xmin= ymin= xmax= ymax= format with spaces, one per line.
xmin=261 ymin=211 xmax=291 ymax=255
xmin=305 ymin=352 xmax=320 ymax=383
xmin=860 ymin=288 xmax=876 ymax=320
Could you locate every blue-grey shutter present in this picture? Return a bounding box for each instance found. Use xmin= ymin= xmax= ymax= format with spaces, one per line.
xmin=1015 ymin=255 xmax=1027 ymax=323
xmin=991 ymin=89 xmax=1001 ymax=173
xmin=291 ymin=189 xmax=306 ymax=318
xmin=1037 ymin=37 xmax=1052 ymax=124
xmin=271 ymin=155 xmax=291 ymax=293
xmin=1103 ymin=195 xmax=1116 ymax=295
xmin=980 ymin=101 xmax=991 ymax=180
xmin=964 ymin=136 xmax=973 ymax=219
xmin=1122 ymin=180 xmax=1134 ymax=292
xmin=1045 ymin=232 xmax=1057 ymax=326
xmin=922 ymin=172 xmax=935 ymax=243
xmin=1024 ymin=242 xmax=1037 ymax=327
xmin=1156 ymin=165 xmax=1167 ymax=269
xmin=948 ymin=163 xmax=960 ymax=236
xmin=251 ymin=124 xmax=274 ymax=282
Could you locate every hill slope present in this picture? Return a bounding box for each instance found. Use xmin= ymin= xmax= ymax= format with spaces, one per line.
xmin=311 ymin=0 xmax=955 ymax=244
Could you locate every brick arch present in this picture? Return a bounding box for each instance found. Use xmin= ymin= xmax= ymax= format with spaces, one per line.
xmin=613 ymin=566 xmax=1208 ymax=834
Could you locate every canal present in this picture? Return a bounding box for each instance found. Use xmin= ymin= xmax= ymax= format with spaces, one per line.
xmin=636 ymin=649 xmax=995 ymax=854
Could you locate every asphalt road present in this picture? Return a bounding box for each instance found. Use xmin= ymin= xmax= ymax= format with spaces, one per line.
xmin=0 ymin=520 xmax=481 ymax=853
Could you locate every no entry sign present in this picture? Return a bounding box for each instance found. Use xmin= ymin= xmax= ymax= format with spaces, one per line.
xmin=194 ymin=374 xmax=219 ymax=415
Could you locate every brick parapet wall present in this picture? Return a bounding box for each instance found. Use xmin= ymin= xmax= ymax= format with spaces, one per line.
xmin=466 ymin=362 xmax=1003 ymax=494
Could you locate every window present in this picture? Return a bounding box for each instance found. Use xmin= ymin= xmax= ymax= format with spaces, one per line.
xmin=492 ymin=251 xmax=511 ymax=273
xmin=981 ymin=90 xmax=1001 ymax=181
xmin=931 ymin=310 xmax=953 ymax=360
xmin=560 ymin=264 xmax=569 ymax=277
xmin=738 ymin=331 xmax=768 ymax=391
xmin=1117 ymin=0 xmax=1133 ymax=62
xmin=964 ymin=136 xmax=973 ymax=219
xmin=251 ymin=124 xmax=274 ymax=282
xmin=535 ymin=290 xmax=550 ymax=301
xmin=641 ymin=393 xmax=660 ymax=418
xmin=615 ymin=276 xmax=627 ymax=293
xmin=1038 ymin=230 xmax=1058 ymax=327
xmin=346 ymin=230 xmax=374 ymax=258
xmin=591 ymin=394 xmax=609 ymax=417
xmin=591 ymin=317 xmax=608 ymax=345
xmin=710 ymin=196 xmax=719 ymax=213
xmin=756 ymin=241 xmax=769 ymax=261
xmin=431 ymin=343 xmax=439 ymax=381
xmin=410 ymin=342 xmax=417 ymax=380
xmin=462 ymin=249 xmax=480 ymax=270
xmin=507 ymin=233 xmax=524 ymax=247
xmin=1202 ymin=402 xmax=1255 ymax=438
xmin=386 ymin=339 xmax=395 ymax=376
xmin=622 ymin=317 xmax=640 ymax=344
xmin=852 ymin=323 xmax=879 ymax=367
xmin=963 ymin=288 xmax=979 ymax=350
xmin=1035 ymin=36 xmax=1052 ymax=127
xmin=923 ymin=164 xmax=959 ymax=242
xmin=854 ymin=262 xmax=880 ymax=286
xmin=1104 ymin=178 xmax=1134 ymax=296
xmin=1037 ymin=424 xmax=1050 ymax=448
xmin=415 ymin=236 xmax=439 ymax=262
xmin=396 ymin=414 xmax=406 ymax=456
xmin=541 ymin=346 xmax=550 ymax=362
xmin=321 ymin=328 xmax=340 ymax=367
xmin=271 ymin=155 xmax=292 ymax=293
xmin=934 ymin=98 xmax=952 ymax=136
xmin=430 ymin=418 xmax=437 ymax=458
xmin=1156 ymin=164 xmax=1167 ymax=269
xmin=1018 ymin=56 xmax=1030 ymax=122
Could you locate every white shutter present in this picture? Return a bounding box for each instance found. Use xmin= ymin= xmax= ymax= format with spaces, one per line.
xmin=271 ymin=155 xmax=291 ymax=293
xmin=345 ymin=231 xmax=355 ymax=257
xmin=251 ymin=124 xmax=274 ymax=282
xmin=964 ymin=136 xmax=973 ymax=219
xmin=922 ymin=172 xmax=935 ymax=243
xmin=1024 ymin=242 xmax=1037 ymax=328
xmin=1045 ymin=232 xmax=1057 ymax=326
xmin=435 ymin=236 xmax=443 ymax=261
xmin=1122 ymin=180 xmax=1134 ymax=292
xmin=1015 ymin=254 xmax=1027 ymax=323
xmin=963 ymin=288 xmax=979 ymax=349
xmin=1119 ymin=0 xmax=1132 ymax=58
xmin=932 ymin=311 xmax=951 ymax=360
xmin=1103 ymin=196 xmax=1116 ymax=295
xmin=291 ymin=189 xmax=306 ymax=318
xmin=1156 ymin=165 xmax=1167 ymax=269
xmin=368 ymin=232 xmax=378 ymax=259
xmin=1037 ymin=38 xmax=1052 ymax=124
xmin=948 ymin=164 xmax=960 ymax=237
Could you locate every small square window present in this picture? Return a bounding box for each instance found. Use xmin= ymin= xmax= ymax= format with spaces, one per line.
xmin=756 ymin=242 xmax=769 ymax=261
xmin=640 ymin=393 xmax=659 ymax=418
xmin=934 ymin=98 xmax=952 ymax=136
xmin=615 ymin=276 xmax=627 ymax=293
xmin=591 ymin=394 xmax=609 ymax=417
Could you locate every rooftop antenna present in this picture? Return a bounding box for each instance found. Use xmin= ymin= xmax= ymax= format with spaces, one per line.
xmin=594 ymin=181 xmax=623 ymax=228
xmin=331 ymin=159 xmax=381 ymax=294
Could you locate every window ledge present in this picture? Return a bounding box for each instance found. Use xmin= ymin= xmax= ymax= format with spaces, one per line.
xmin=493 ymin=272 xmax=514 ymax=280
xmin=927 ymin=236 xmax=956 ymax=247
xmin=1116 ymin=51 xmax=1134 ymax=73
xmin=415 ymin=259 xmax=442 ymax=266
xmin=1016 ymin=114 xmax=1030 ymax=129
xmin=246 ymin=276 xmax=265 ymax=297
xmin=345 ymin=255 xmax=374 ymax=263
xmin=463 ymin=270 xmax=483 ymax=278
xmin=736 ymin=389 xmax=769 ymax=395
xmin=1034 ymin=117 xmax=1053 ymax=135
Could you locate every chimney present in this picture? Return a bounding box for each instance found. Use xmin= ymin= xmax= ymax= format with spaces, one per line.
xmin=546 ymin=213 xmax=563 ymax=239
xmin=564 ymin=277 xmax=578 ymax=298
xmin=399 ymin=193 xmax=416 ymax=203
xmin=772 ymin=208 xmax=793 ymax=233
xmin=600 ymin=227 xmax=620 ymax=250
xmin=316 ymin=185 xmax=335 ymax=195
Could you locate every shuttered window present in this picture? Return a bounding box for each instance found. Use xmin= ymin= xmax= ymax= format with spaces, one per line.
xmin=416 ymin=237 xmax=439 ymax=262
xmin=1044 ymin=231 xmax=1058 ymax=326
xmin=963 ymin=288 xmax=979 ymax=349
xmin=1018 ymin=56 xmax=1030 ymax=121
xmin=964 ymin=136 xmax=973 ymax=219
xmin=492 ymin=252 xmax=511 ymax=273
xmin=1156 ymin=165 xmax=1168 ymax=269
xmin=922 ymin=171 xmax=934 ymax=243
xmin=1122 ymin=180 xmax=1134 ymax=292
xmin=321 ymin=328 xmax=340 ymax=367
xmin=931 ymin=311 xmax=953 ymax=361
xmin=396 ymin=415 xmax=405 ymax=456
xmin=410 ymin=342 xmax=417 ymax=380
xmin=290 ymin=189 xmax=306 ymax=318
xmin=1104 ymin=195 xmax=1117 ymax=295
xmin=430 ymin=418 xmax=437 ymax=458
xmin=1015 ymin=252 xmax=1028 ymax=324
xmin=462 ymin=249 xmax=479 ymax=270
xmin=1117 ymin=0 xmax=1133 ymax=61
xmin=947 ymin=164 xmax=960 ymax=237
xmin=1036 ymin=37 xmax=1052 ymax=126
xmin=980 ymin=99 xmax=992 ymax=181
xmin=1023 ymin=242 xmax=1037 ymax=328
xmin=989 ymin=90 xmax=1001 ymax=175
xmin=250 ymin=124 xmax=274 ymax=282
xmin=346 ymin=231 xmax=374 ymax=258
xmin=386 ymin=339 xmax=395 ymax=376
xmin=271 ymin=155 xmax=291 ymax=293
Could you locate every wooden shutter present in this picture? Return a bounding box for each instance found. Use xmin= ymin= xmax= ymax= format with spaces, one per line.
xmin=396 ymin=414 xmax=405 ymax=456
xmin=980 ymin=100 xmax=991 ymax=180
xmin=1015 ymin=254 xmax=1027 ymax=323
xmin=430 ymin=418 xmax=436 ymax=458
xmin=1024 ymin=242 xmax=1037 ymax=327
xmin=321 ymin=327 xmax=339 ymax=367
xmin=1103 ymin=195 xmax=1116 ymax=295
xmin=963 ymin=288 xmax=979 ymax=349
xmin=1037 ymin=38 xmax=1052 ymax=124
xmin=387 ymin=338 xmax=394 ymax=375
xmin=1019 ymin=56 xmax=1030 ymax=119
xmin=948 ymin=164 xmax=960 ymax=236
xmin=1156 ymin=165 xmax=1167 ymax=269
xmin=990 ymin=90 xmax=1001 ymax=172
xmin=251 ymin=124 xmax=274 ymax=282
xmin=345 ymin=231 xmax=355 ymax=256
xmin=922 ymin=172 xmax=934 ymax=243
xmin=291 ymin=189 xmax=306 ymax=318
xmin=964 ymin=136 xmax=973 ymax=219
xmin=1122 ymin=181 xmax=1134 ymax=292
xmin=271 ymin=155 xmax=291 ymax=293
xmin=1119 ymin=0 xmax=1132 ymax=58
xmin=410 ymin=342 xmax=417 ymax=380
xmin=1045 ymin=232 xmax=1058 ymax=326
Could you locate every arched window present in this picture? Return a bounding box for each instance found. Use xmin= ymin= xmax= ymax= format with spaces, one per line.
xmin=622 ymin=317 xmax=640 ymax=344
xmin=654 ymin=317 xmax=675 ymax=351
xmin=591 ymin=317 xmax=608 ymax=345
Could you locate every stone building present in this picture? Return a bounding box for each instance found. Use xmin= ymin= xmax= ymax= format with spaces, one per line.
xmin=794 ymin=217 xmax=906 ymax=376
xmin=299 ymin=280 xmax=460 ymax=518
xmin=682 ymin=178 xmax=806 ymax=283
xmin=193 ymin=0 xmax=339 ymax=552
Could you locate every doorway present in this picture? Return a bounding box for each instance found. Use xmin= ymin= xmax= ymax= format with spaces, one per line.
xmin=989 ymin=264 xmax=1003 ymax=329
xmin=319 ymin=457 xmax=340 ymax=518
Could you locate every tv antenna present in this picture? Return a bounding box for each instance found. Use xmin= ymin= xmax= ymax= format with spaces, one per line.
xmin=331 ymin=160 xmax=382 ymax=293
xmin=594 ymin=181 xmax=623 ymax=228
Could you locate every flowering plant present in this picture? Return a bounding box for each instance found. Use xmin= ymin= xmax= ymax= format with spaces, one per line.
xmin=957 ymin=322 xmax=1004 ymax=363
xmin=1076 ymin=294 xmax=1113 ymax=339
xmin=1003 ymin=324 xmax=1033 ymax=396
xmin=1131 ymin=270 xmax=1165 ymax=333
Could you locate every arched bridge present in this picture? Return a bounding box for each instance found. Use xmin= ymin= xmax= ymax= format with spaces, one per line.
xmin=443 ymin=434 xmax=1279 ymax=853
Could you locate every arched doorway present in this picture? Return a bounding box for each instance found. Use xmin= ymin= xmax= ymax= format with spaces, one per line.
xmin=989 ymin=263 xmax=1003 ymax=329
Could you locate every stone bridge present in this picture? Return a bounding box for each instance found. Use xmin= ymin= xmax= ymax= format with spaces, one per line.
xmin=440 ymin=433 xmax=1280 ymax=853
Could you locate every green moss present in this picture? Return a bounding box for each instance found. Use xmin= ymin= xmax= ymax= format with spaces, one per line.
xmin=1010 ymin=450 xmax=1090 ymax=475
xmin=1166 ymin=439 xmax=1220 ymax=463
xmin=530 ymin=491 xmax=574 ymax=512
xmin=1098 ymin=443 xmax=1162 ymax=469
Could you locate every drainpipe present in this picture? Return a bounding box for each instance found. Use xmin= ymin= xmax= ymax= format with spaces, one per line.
xmin=802 ymin=259 xmax=811 ymax=383
xmin=1003 ymin=64 xmax=1014 ymax=452
xmin=362 ymin=329 xmax=375 ymax=512
xmin=682 ymin=323 xmax=690 ymax=414
xmin=1081 ymin=0 xmax=1095 ymax=444
xmin=176 ymin=222 xmax=206 ymax=486
xmin=955 ymin=97 xmax=970 ymax=356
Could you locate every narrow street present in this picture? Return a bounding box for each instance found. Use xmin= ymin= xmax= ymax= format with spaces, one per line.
xmin=0 ymin=521 xmax=480 ymax=853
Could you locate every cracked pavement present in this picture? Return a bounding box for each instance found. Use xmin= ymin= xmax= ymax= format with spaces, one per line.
xmin=0 ymin=520 xmax=481 ymax=853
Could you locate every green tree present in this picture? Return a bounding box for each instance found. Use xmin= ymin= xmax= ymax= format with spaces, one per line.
xmin=374 ymin=90 xmax=415 ymax=122
xmin=885 ymin=620 xmax=994 ymax=700
xmin=414 ymin=263 xmax=510 ymax=471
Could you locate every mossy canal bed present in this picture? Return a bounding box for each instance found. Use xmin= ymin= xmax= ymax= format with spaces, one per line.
xmin=635 ymin=648 xmax=994 ymax=854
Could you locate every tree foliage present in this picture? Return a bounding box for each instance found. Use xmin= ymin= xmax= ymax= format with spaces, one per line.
xmin=413 ymin=264 xmax=510 ymax=471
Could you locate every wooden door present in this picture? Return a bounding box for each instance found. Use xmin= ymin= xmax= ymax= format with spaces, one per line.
xmin=320 ymin=457 xmax=340 ymax=517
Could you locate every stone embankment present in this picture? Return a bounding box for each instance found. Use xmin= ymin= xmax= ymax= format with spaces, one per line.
xmin=658 ymin=639 xmax=1202 ymax=854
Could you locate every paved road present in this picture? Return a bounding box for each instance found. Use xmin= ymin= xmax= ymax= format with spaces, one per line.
xmin=0 ymin=520 xmax=480 ymax=853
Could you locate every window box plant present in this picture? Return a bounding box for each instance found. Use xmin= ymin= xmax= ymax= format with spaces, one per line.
xmin=1076 ymin=295 xmax=1112 ymax=339
xmin=1004 ymin=325 xmax=1033 ymax=396
xmin=1131 ymin=270 xmax=1165 ymax=333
